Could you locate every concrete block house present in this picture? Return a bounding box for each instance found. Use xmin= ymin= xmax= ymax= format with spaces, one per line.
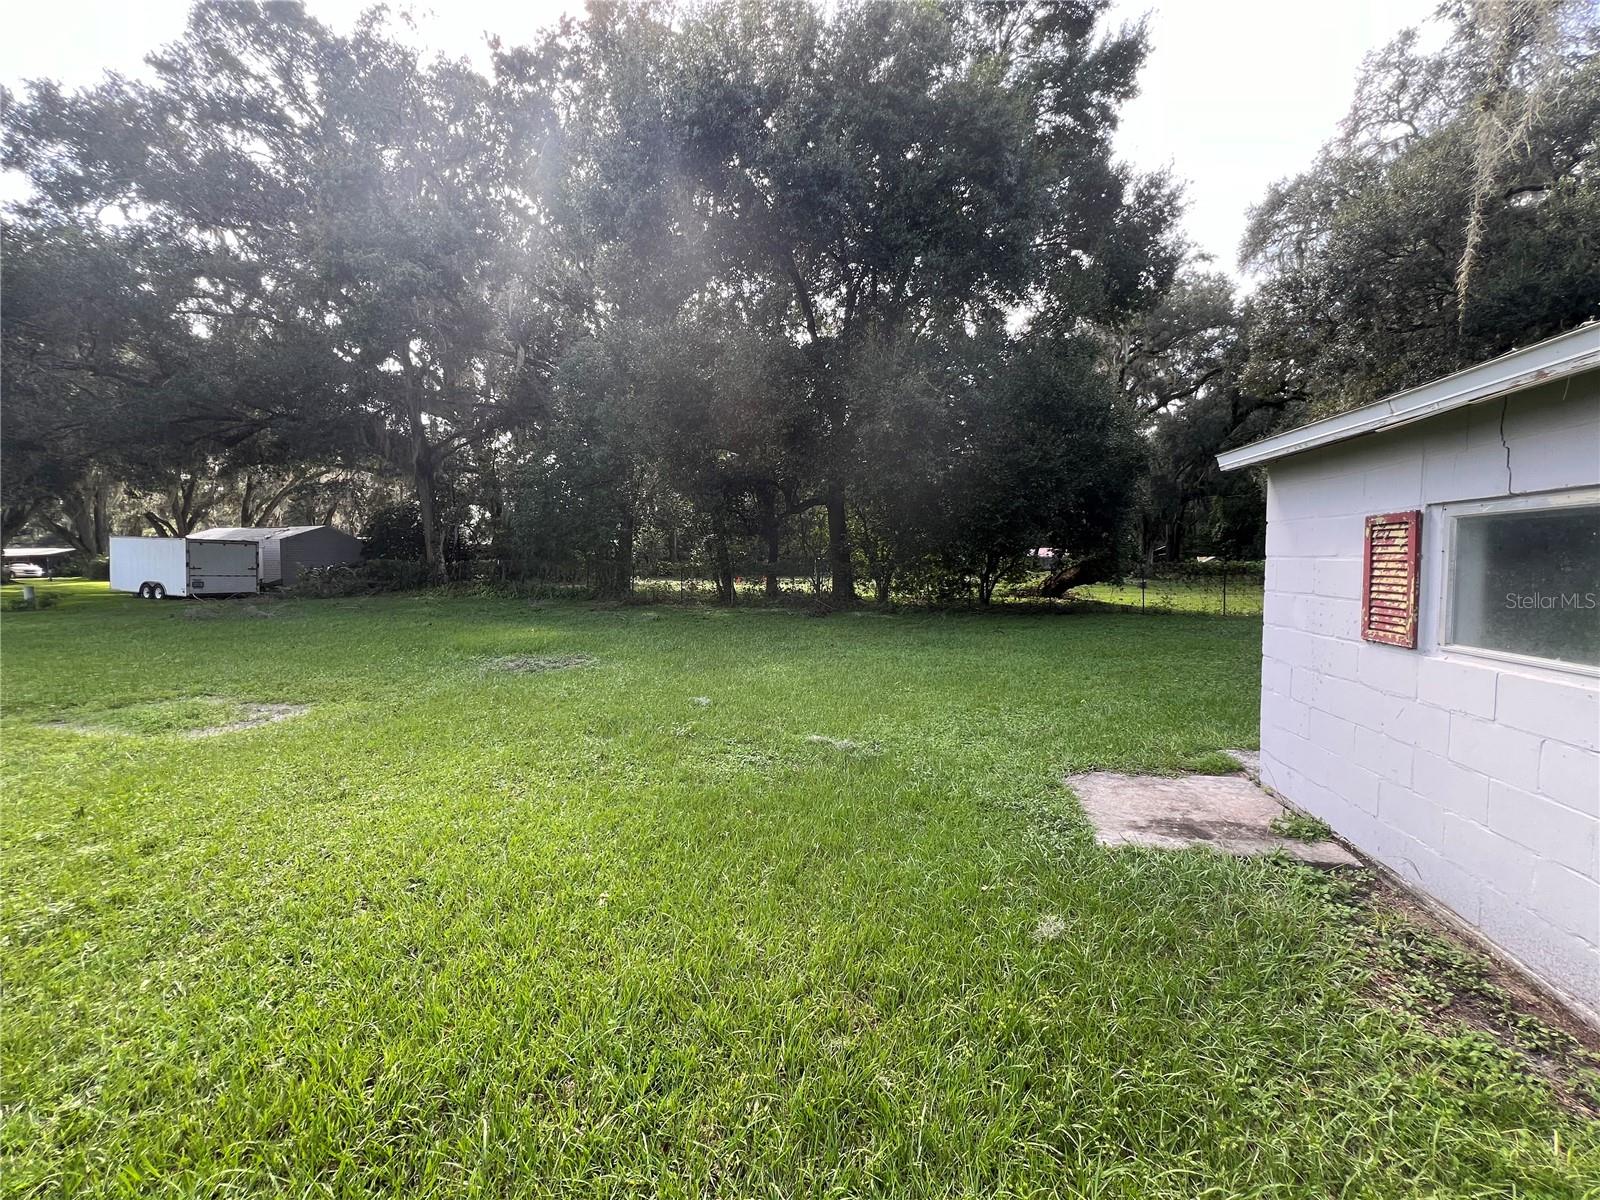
xmin=1218 ymin=324 xmax=1599 ymax=1020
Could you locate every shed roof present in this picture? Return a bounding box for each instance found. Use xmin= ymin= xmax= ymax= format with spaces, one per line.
xmin=190 ymin=525 xmax=342 ymax=541
xmin=1216 ymin=322 xmax=1600 ymax=472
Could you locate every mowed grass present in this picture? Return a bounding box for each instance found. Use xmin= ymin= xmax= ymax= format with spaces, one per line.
xmin=2 ymin=585 xmax=1595 ymax=1197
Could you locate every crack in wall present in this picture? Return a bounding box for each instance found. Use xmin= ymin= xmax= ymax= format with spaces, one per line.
xmin=1498 ymin=395 xmax=1514 ymax=493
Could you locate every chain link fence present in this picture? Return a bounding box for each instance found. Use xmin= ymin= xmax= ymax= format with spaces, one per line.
xmin=297 ymin=553 xmax=1266 ymax=614
xmin=1062 ymin=563 xmax=1265 ymax=616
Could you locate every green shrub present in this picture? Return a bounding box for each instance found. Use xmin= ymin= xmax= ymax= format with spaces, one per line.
xmin=286 ymin=559 xmax=432 ymax=598
xmin=2 ymin=590 xmax=60 ymax=612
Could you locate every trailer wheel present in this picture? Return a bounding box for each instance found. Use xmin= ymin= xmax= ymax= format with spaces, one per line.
xmin=137 ymin=582 xmax=153 ymax=599
xmin=149 ymin=582 xmax=167 ymax=601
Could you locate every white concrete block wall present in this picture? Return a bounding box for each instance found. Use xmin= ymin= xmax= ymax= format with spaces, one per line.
xmin=1258 ymin=375 xmax=1600 ymax=1019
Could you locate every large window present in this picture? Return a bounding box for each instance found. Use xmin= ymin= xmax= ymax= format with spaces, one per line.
xmin=1443 ymin=491 xmax=1600 ymax=671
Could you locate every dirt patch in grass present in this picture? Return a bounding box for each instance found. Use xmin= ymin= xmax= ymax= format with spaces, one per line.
xmin=482 ymin=654 xmax=595 ymax=674
xmin=179 ymin=602 xmax=279 ymax=620
xmin=40 ymin=696 xmax=308 ymax=739
xmin=183 ymin=702 xmax=310 ymax=738
xmin=1349 ymin=871 xmax=1600 ymax=1119
xmin=173 ymin=594 xmax=291 ymax=621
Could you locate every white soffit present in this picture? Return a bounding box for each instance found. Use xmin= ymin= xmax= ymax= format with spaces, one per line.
xmin=1217 ymin=322 xmax=1600 ymax=472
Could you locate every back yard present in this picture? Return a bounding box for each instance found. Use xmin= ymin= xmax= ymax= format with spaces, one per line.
xmin=2 ymin=585 xmax=1596 ymax=1197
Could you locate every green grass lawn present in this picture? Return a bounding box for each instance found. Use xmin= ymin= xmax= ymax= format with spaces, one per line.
xmin=2 ymin=584 xmax=1595 ymax=1197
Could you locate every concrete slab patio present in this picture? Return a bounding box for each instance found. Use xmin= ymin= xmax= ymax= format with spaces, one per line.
xmin=1069 ymin=770 xmax=1360 ymax=866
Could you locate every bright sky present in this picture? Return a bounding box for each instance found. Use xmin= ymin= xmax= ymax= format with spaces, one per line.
xmin=2 ymin=0 xmax=1443 ymax=280
xmin=1107 ymin=0 xmax=1441 ymax=277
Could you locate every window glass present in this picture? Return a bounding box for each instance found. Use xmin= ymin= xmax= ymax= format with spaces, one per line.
xmin=1448 ymin=502 xmax=1600 ymax=667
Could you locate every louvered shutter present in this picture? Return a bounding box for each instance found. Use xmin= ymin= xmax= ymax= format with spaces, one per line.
xmin=1361 ymin=510 xmax=1421 ymax=647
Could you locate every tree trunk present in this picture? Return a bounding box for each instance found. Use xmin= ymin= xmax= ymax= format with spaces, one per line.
xmin=48 ymin=474 xmax=114 ymax=556
xmin=761 ymin=491 xmax=781 ymax=599
xmin=713 ymin=525 xmax=736 ymax=606
xmin=617 ymin=501 xmax=635 ymax=597
xmin=89 ymin=477 xmax=110 ymax=553
xmin=143 ymin=511 xmax=178 ymax=538
xmin=826 ymin=480 xmax=854 ymax=605
xmin=240 ymin=471 xmax=322 ymax=527
xmin=414 ymin=448 xmax=445 ymax=584
xmin=978 ymin=552 xmax=999 ymax=604
xmin=2 ymin=501 xmax=40 ymax=544
xmin=1167 ymin=499 xmax=1188 ymax=564
xmin=404 ymin=369 xmax=447 ymax=585
xmin=1039 ymin=553 xmax=1118 ymax=597
xmin=238 ymin=472 xmax=258 ymax=526
xmin=170 ymin=477 xmax=199 ymax=535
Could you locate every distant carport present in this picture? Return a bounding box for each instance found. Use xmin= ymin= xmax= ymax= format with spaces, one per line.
xmin=3 ymin=547 xmax=77 ymax=578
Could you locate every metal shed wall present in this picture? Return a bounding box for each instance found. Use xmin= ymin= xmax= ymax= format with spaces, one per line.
xmin=278 ymin=527 xmax=364 ymax=584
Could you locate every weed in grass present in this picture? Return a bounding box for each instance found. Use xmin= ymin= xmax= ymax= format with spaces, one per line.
xmin=1351 ymin=873 xmax=1600 ymax=1120
xmin=1270 ymin=809 xmax=1337 ymax=843
xmin=3 ymin=586 xmax=1597 ymax=1197
xmin=1033 ymin=914 xmax=1067 ymax=941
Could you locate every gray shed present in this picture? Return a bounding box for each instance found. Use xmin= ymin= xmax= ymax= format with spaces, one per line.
xmin=189 ymin=525 xmax=363 ymax=586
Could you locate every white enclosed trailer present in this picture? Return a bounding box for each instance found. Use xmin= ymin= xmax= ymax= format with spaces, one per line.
xmin=109 ymin=536 xmax=260 ymax=598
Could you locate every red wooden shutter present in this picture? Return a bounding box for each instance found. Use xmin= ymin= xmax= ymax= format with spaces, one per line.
xmin=1361 ymin=510 xmax=1421 ymax=648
